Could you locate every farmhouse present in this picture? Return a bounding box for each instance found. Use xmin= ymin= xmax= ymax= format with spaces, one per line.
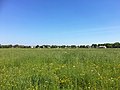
xmin=98 ymin=46 xmax=107 ymax=49
xmin=31 ymin=46 xmax=36 ymax=48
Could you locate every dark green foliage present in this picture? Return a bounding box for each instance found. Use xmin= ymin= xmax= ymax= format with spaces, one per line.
xmin=35 ymin=45 xmax=39 ymax=48
xmin=91 ymin=44 xmax=98 ymax=48
xmin=0 ymin=42 xmax=120 ymax=49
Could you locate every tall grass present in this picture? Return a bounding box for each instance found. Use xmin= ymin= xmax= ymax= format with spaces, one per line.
xmin=0 ymin=48 xmax=120 ymax=90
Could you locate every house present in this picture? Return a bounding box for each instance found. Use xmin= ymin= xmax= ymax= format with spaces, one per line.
xmin=98 ymin=46 xmax=107 ymax=49
xmin=31 ymin=46 xmax=35 ymax=48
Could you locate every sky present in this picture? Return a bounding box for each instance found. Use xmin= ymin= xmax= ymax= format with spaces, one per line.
xmin=0 ymin=0 xmax=120 ymax=45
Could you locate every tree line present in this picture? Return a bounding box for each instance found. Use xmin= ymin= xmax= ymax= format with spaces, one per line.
xmin=0 ymin=44 xmax=31 ymax=48
xmin=0 ymin=42 xmax=120 ymax=48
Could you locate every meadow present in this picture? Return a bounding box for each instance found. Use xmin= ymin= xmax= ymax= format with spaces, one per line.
xmin=0 ymin=48 xmax=120 ymax=90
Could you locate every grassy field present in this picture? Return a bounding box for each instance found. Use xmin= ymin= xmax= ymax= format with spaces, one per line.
xmin=0 ymin=48 xmax=120 ymax=90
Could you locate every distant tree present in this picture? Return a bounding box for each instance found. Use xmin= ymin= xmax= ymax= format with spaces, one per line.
xmin=8 ymin=45 xmax=12 ymax=48
xmin=39 ymin=46 xmax=44 ymax=48
xmin=86 ymin=45 xmax=91 ymax=48
xmin=112 ymin=42 xmax=120 ymax=48
xmin=24 ymin=46 xmax=31 ymax=48
xmin=1 ymin=45 xmax=12 ymax=48
xmin=105 ymin=43 xmax=112 ymax=48
xmin=42 ymin=45 xmax=50 ymax=48
xmin=60 ymin=45 xmax=66 ymax=48
xmin=70 ymin=45 xmax=76 ymax=48
xmin=66 ymin=45 xmax=71 ymax=48
xmin=51 ymin=45 xmax=57 ymax=48
xmin=13 ymin=44 xmax=19 ymax=48
xmin=91 ymin=44 xmax=98 ymax=48
xmin=19 ymin=45 xmax=24 ymax=48
xmin=28 ymin=46 xmax=31 ymax=48
xmin=35 ymin=45 xmax=39 ymax=48
xmin=80 ymin=45 xmax=86 ymax=48
xmin=98 ymin=44 xmax=105 ymax=46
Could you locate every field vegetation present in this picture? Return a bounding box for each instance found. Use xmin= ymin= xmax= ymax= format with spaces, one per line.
xmin=0 ymin=48 xmax=120 ymax=90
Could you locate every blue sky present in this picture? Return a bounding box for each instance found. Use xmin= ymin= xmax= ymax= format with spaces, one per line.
xmin=0 ymin=0 xmax=120 ymax=45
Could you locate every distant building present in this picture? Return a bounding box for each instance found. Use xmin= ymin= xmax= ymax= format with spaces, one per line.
xmin=31 ymin=46 xmax=35 ymax=48
xmin=98 ymin=46 xmax=107 ymax=49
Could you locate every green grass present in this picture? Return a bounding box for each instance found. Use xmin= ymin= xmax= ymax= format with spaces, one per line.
xmin=0 ymin=48 xmax=120 ymax=90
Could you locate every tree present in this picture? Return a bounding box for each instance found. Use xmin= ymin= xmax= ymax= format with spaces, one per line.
xmin=13 ymin=44 xmax=19 ymax=48
xmin=60 ymin=45 xmax=66 ymax=48
xmin=66 ymin=45 xmax=71 ymax=48
xmin=1 ymin=45 xmax=12 ymax=48
xmin=39 ymin=46 xmax=44 ymax=48
xmin=80 ymin=45 xmax=86 ymax=48
xmin=35 ymin=45 xmax=39 ymax=48
xmin=98 ymin=44 xmax=105 ymax=47
xmin=105 ymin=43 xmax=112 ymax=48
xmin=70 ymin=45 xmax=76 ymax=48
xmin=112 ymin=42 xmax=120 ymax=48
xmin=44 ymin=45 xmax=50 ymax=48
xmin=86 ymin=45 xmax=91 ymax=48
xmin=51 ymin=45 xmax=57 ymax=48
xmin=91 ymin=44 xmax=98 ymax=48
xmin=8 ymin=45 xmax=12 ymax=48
